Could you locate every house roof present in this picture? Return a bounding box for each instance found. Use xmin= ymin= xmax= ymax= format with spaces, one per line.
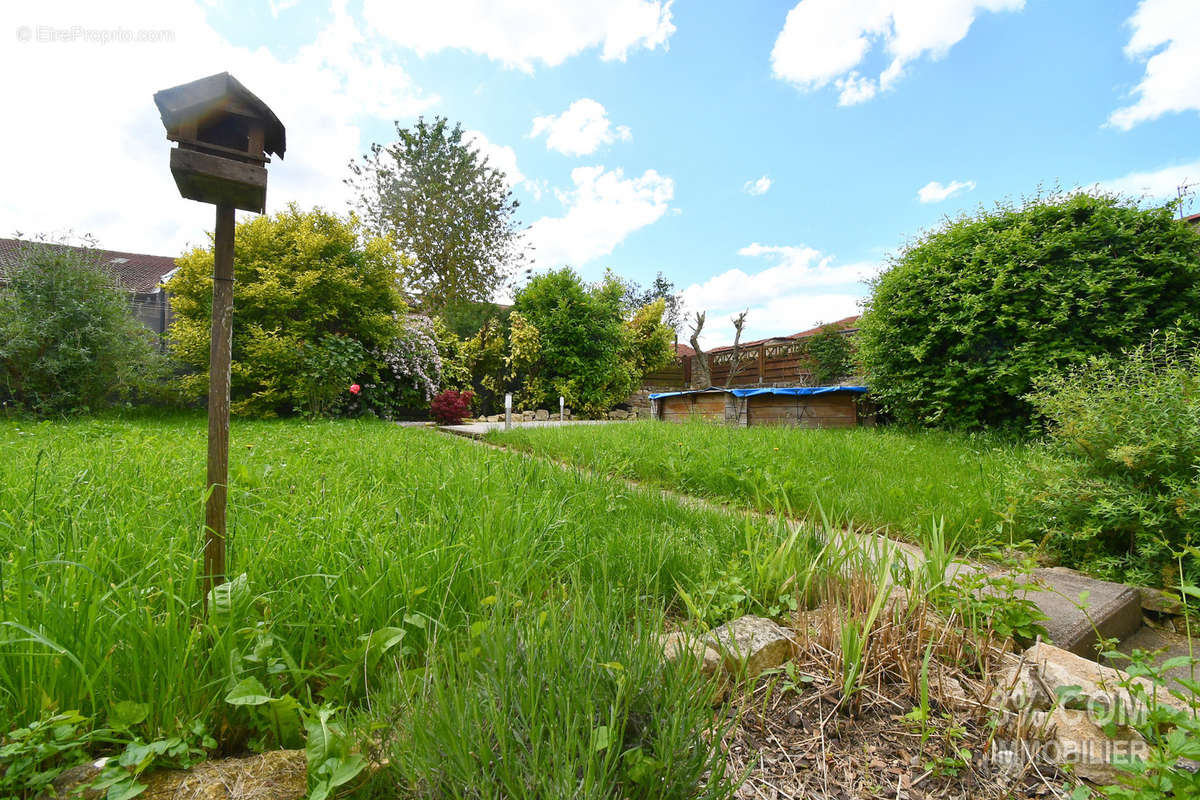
xmin=0 ymin=238 xmax=178 ymax=293
xmin=674 ymin=342 xmax=696 ymax=358
xmin=1184 ymin=212 xmax=1200 ymax=226
xmin=704 ymin=315 xmax=860 ymax=354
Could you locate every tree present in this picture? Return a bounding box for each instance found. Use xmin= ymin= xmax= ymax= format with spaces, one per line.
xmin=349 ymin=116 xmax=525 ymax=311
xmin=510 ymin=269 xmax=673 ymax=415
xmin=614 ymin=271 xmax=683 ymax=336
xmin=724 ymin=310 xmax=749 ymax=388
xmin=688 ymin=312 xmax=711 ymax=387
xmin=624 ymin=299 xmax=676 ymax=379
xmin=857 ymin=191 xmax=1200 ymax=429
xmin=167 ymin=205 xmax=407 ymax=417
xmin=0 ymin=238 xmax=165 ymax=415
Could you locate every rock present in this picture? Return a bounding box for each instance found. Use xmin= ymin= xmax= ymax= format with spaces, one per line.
xmin=50 ymin=759 xmax=107 ymax=799
xmin=521 ymin=410 xmax=534 ymax=421
xmin=1138 ymin=586 xmax=1188 ymax=616
xmin=486 ymin=414 xmax=500 ymax=423
xmin=998 ymin=642 xmax=1192 ymax=722
xmin=609 ymin=409 xmax=629 ymax=420
xmin=661 ymin=630 xmax=727 ymax=704
xmin=534 ymin=409 xmax=550 ymax=421
xmin=661 ymin=631 xmax=723 ymax=678
xmin=704 ymin=615 xmax=797 ymax=678
xmin=1044 ymin=707 xmax=1149 ymax=785
xmin=932 ymin=672 xmax=972 ymax=711
xmin=52 ymin=750 xmax=307 ymax=800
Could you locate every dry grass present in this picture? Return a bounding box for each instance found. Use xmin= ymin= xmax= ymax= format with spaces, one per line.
xmin=717 ymin=575 xmax=1073 ymax=800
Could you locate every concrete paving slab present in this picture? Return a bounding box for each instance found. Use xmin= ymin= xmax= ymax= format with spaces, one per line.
xmin=1015 ymin=567 xmax=1142 ymax=658
xmin=439 ymin=419 xmax=619 ymax=438
xmin=1112 ymin=626 xmax=1198 ymax=694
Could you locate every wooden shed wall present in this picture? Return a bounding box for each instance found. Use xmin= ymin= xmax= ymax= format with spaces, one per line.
xmin=746 ymin=393 xmax=857 ymax=428
xmin=659 ymin=393 xmax=728 ymax=423
xmin=655 ymin=391 xmax=863 ymax=427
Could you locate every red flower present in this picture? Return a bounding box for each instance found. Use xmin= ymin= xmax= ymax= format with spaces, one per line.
xmin=349 ymin=383 xmax=361 ymax=395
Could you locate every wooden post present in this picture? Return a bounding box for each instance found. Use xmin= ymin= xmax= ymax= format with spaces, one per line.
xmin=758 ymin=344 xmax=765 ymax=384
xmin=203 ymin=202 xmax=235 ymax=600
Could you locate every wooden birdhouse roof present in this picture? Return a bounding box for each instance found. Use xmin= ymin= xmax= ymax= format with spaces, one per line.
xmin=153 ymin=72 xmax=286 ymax=159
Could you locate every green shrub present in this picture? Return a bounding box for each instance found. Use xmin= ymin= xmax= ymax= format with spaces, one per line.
xmin=1012 ymin=333 xmax=1200 ymax=586
xmin=858 ymin=192 xmax=1200 ymax=430
xmin=0 ymin=239 xmax=165 ymax=416
xmin=511 ymin=269 xmax=673 ymax=416
xmin=802 ymin=322 xmax=856 ymax=385
xmin=166 ymin=205 xmax=408 ymax=417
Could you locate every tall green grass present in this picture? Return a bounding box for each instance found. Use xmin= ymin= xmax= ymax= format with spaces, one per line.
xmin=491 ymin=421 xmax=1028 ymax=549
xmin=1 ymin=413 xmax=805 ymax=796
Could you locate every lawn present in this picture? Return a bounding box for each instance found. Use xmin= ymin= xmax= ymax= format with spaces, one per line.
xmin=490 ymin=421 xmax=1029 ymax=550
xmin=1 ymin=413 xmax=810 ymax=797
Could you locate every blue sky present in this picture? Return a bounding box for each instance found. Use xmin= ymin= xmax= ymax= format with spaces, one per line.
xmin=2 ymin=0 xmax=1198 ymax=345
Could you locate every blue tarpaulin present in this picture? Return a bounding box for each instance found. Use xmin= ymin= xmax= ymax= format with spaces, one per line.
xmin=648 ymin=386 xmax=867 ymax=400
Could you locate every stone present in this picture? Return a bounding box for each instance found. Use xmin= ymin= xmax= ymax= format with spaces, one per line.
xmin=486 ymin=414 xmax=500 ymax=423
xmin=661 ymin=630 xmax=727 ymax=704
xmin=53 ymin=750 xmax=307 ymax=800
xmin=521 ymin=410 xmax=534 ymax=421
xmin=1138 ymin=586 xmax=1188 ymax=617
xmin=534 ymin=409 xmax=550 ymax=421
xmin=704 ymin=615 xmax=797 ymax=678
xmin=1013 ymin=567 xmax=1142 ymax=658
xmin=609 ymin=409 xmax=628 ymax=420
xmin=932 ymin=672 xmax=972 ymax=711
xmin=661 ymin=630 xmax=723 ymax=678
xmin=998 ymin=642 xmax=1192 ymax=722
xmin=1043 ymin=707 xmax=1149 ymax=785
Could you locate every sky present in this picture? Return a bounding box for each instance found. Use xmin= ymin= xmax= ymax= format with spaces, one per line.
xmin=2 ymin=0 xmax=1198 ymax=346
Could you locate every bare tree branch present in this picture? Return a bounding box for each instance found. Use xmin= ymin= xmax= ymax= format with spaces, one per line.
xmin=724 ymin=309 xmax=749 ymax=388
xmin=688 ymin=311 xmax=710 ymax=388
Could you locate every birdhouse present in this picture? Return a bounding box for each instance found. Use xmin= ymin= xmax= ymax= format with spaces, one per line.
xmin=153 ymin=72 xmax=285 ymax=214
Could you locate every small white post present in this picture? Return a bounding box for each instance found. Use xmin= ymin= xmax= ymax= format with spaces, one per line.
xmin=504 ymin=392 xmax=512 ymax=431
xmin=559 ymin=395 xmax=565 ymax=422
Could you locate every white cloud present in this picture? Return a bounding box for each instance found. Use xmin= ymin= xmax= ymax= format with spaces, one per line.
xmin=917 ymin=179 xmax=976 ymax=203
xmin=679 ymin=243 xmax=877 ymax=347
xmin=743 ymin=176 xmax=772 ymax=196
xmin=464 ymin=129 xmax=550 ymax=201
xmin=530 ymin=99 xmax=632 ymax=156
xmin=464 ymin=130 xmax=525 ymax=186
xmin=525 ymin=166 xmax=673 ymax=268
xmin=1095 ymin=159 xmax=1200 ymax=203
xmin=0 ymin=0 xmax=435 ymax=256
xmin=1109 ymin=0 xmax=1200 ymax=130
xmin=770 ymin=0 xmax=1024 ymax=105
xmin=362 ymin=0 xmax=675 ymax=72
xmin=268 ymin=0 xmax=301 ymax=18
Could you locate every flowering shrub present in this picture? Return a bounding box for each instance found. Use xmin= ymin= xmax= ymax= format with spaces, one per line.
xmin=379 ymin=315 xmax=443 ymax=402
xmin=431 ymin=389 xmax=474 ymax=425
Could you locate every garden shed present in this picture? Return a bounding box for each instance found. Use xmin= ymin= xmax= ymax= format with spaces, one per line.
xmin=648 ymin=386 xmax=870 ymax=428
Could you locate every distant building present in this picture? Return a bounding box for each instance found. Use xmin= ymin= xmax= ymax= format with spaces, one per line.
xmin=0 ymin=238 xmax=177 ymax=346
xmin=1185 ymin=211 xmax=1200 ymax=229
